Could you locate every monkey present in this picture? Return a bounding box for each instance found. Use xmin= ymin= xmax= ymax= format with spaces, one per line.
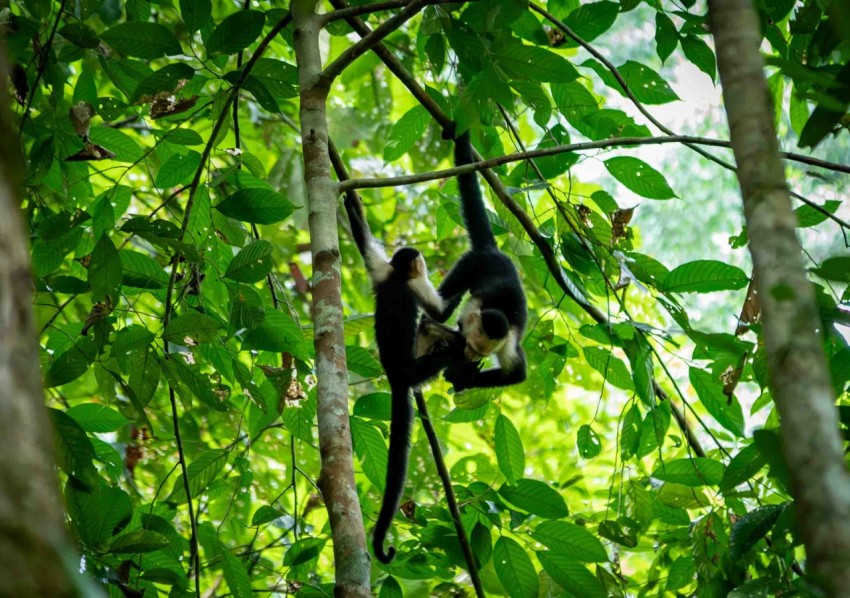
xmin=435 ymin=129 xmax=528 ymax=391
xmin=343 ymin=193 xmax=465 ymax=563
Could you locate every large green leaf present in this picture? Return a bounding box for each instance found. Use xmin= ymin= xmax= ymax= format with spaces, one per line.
xmin=224 ymin=240 xmax=274 ymax=283
xmin=101 ymin=22 xmax=182 ymax=58
xmin=532 ymin=521 xmax=608 ymax=562
xmin=384 ymin=106 xmax=431 ymax=162
xmin=180 ymin=0 xmax=212 ymax=31
xmin=164 ymin=313 xmax=221 ymax=344
xmin=493 ymin=537 xmax=538 ymax=598
xmin=215 ymin=189 xmax=298 ymax=225
xmin=88 ymin=236 xmax=122 ymax=302
xmin=131 ymin=63 xmax=196 ymax=103
xmin=500 ymin=479 xmax=569 ymax=518
xmin=221 ymin=549 xmax=253 ymax=598
xmin=604 ymin=156 xmax=676 ymax=199
xmin=651 ymin=458 xmax=725 ymax=487
xmin=720 ymin=443 xmax=767 ymax=493
xmin=65 ymin=480 xmax=132 ymax=546
xmin=661 ymin=260 xmax=749 ymax=293
xmin=119 ymin=250 xmax=169 ymax=289
xmin=167 ymin=449 xmax=229 ymax=503
xmin=496 ymin=44 xmax=580 ymax=83
xmin=66 ymin=403 xmax=129 ymax=433
xmin=537 ymin=551 xmax=606 ymax=598
xmin=564 ymin=1 xmax=619 ymax=43
xmin=350 ymin=417 xmax=388 ymax=491
xmin=689 ymin=368 xmax=745 ymax=437
xmin=207 ymin=10 xmax=266 ymax=55
xmin=729 ymin=504 xmax=785 ymax=560
xmin=495 ymin=414 xmax=525 ymax=485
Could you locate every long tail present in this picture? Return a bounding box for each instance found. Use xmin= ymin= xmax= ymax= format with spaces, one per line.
xmin=454 ymin=131 xmax=496 ymax=249
xmin=372 ymin=381 xmax=414 ymax=563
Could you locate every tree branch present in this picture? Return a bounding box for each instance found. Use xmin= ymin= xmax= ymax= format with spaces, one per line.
xmin=321 ymin=0 xmax=412 ymax=24
xmin=323 ymin=0 xmax=429 ymax=81
xmin=413 ymin=390 xmax=485 ymax=598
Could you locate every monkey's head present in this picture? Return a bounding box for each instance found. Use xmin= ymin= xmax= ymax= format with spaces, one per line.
xmin=460 ymin=306 xmax=510 ymax=360
xmin=390 ymin=247 xmax=427 ymax=280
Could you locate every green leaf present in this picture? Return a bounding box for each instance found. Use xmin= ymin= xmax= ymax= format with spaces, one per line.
xmin=352 ymin=392 xmax=391 ymax=420
xmin=384 ymin=106 xmax=431 ymax=162
xmin=45 ymin=341 xmax=95 ymax=388
xmin=537 ymin=551 xmax=607 ymax=598
xmin=495 ymin=414 xmax=525 ymax=485
xmin=350 ymin=417 xmax=388 ymax=491
xmin=101 ymin=22 xmax=182 ymax=59
xmin=164 ymin=313 xmax=221 ymax=344
xmin=493 ymin=536 xmax=539 ymax=598
xmin=666 ymin=556 xmax=695 ymax=591
xmin=251 ymin=506 xmax=284 ymax=526
xmin=228 ymin=285 xmax=266 ymax=335
xmin=564 ymin=1 xmax=619 ymax=43
xmin=655 ymin=13 xmax=678 ymax=62
xmin=346 ymin=345 xmax=383 ymax=379
xmin=720 ymin=443 xmax=767 ymax=493
xmin=106 ymin=529 xmax=170 ymax=554
xmin=379 ymin=576 xmax=403 ymax=598
xmin=208 ymin=10 xmax=266 ymax=55
xmin=180 ymin=0 xmax=212 ymax=31
xmin=283 ymin=538 xmax=326 ymax=566
xmin=89 ymin=236 xmax=122 ymax=302
xmin=496 ymin=44 xmax=580 ymax=83
xmin=681 ymin=34 xmax=716 ymax=81
xmin=89 ymin=126 xmax=145 ymax=163
xmin=161 ymin=358 xmax=228 ymax=412
xmin=167 ymin=449 xmax=229 ymax=503
xmin=576 ymin=424 xmax=602 ymax=459
xmin=224 ymin=240 xmax=274 ymax=283
xmin=500 ymin=479 xmax=569 ymax=518
xmin=128 ymin=348 xmax=160 ymax=407
xmin=154 ymin=151 xmax=202 ymax=188
xmin=66 ymin=403 xmax=129 ymax=433
xmin=215 ymin=188 xmax=297 ymax=225
xmin=111 ymin=325 xmax=155 ymax=357
xmin=795 ymin=199 xmax=841 ymax=228
xmin=651 ymin=458 xmax=724 ymax=487
xmin=119 ymin=250 xmax=169 ymax=289
xmin=814 ymin=257 xmax=850 ymax=283
xmin=65 ymin=480 xmax=132 ymax=546
xmin=242 ymin=312 xmax=309 ymax=360
xmin=132 ymin=63 xmax=196 ymax=103
xmin=532 ymin=521 xmax=608 ymax=562
xmin=51 ymin=409 xmax=98 ymax=484
xmin=222 ymin=550 xmax=253 ymax=598
xmin=58 ymin=23 xmax=100 ymax=48
xmin=689 ymin=368 xmax=745 ymax=437
xmin=661 ymin=260 xmax=749 ymax=293
xmin=729 ymin=504 xmax=784 ymax=560
xmin=585 ymin=60 xmax=680 ymax=105
xmin=604 ymin=156 xmax=676 ymax=199
xmin=583 ymin=346 xmax=633 ymax=390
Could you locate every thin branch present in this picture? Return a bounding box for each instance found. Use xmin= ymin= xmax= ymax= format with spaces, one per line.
xmin=339 ymin=135 xmax=732 ymax=192
xmin=413 ymin=390 xmax=485 ymax=598
xmin=320 ymin=0 xmax=411 ymax=24
xmin=168 ymin=386 xmax=201 ymax=596
xmin=323 ymin=0 xmax=429 ymax=80
xmin=17 ymin=0 xmax=69 ymax=138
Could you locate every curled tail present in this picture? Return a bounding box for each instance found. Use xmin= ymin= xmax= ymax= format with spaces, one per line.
xmin=454 ymin=131 xmax=496 ymax=250
xmin=372 ymin=381 xmax=414 ymax=563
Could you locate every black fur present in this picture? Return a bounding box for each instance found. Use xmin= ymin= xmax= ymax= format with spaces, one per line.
xmin=344 ymin=195 xmax=462 ymax=563
xmin=437 ymin=130 xmax=528 ymax=390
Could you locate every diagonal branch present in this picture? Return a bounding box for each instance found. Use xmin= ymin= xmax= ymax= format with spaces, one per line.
xmin=323 ymin=0 xmax=429 ymax=80
xmin=321 ymin=0 xmax=412 ymax=24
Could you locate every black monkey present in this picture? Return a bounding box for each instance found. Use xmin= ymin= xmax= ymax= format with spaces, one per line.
xmin=436 ymin=130 xmax=528 ymax=390
xmin=344 ymin=195 xmax=464 ymax=563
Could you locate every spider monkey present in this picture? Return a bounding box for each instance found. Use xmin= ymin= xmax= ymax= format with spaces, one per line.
xmin=436 ymin=128 xmax=528 ymax=391
xmin=343 ymin=194 xmax=465 ymax=564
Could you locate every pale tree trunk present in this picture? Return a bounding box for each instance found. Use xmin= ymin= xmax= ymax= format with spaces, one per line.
xmin=709 ymin=1 xmax=850 ymax=593
xmin=0 ymin=49 xmax=80 ymax=597
xmin=291 ymin=2 xmax=371 ymax=596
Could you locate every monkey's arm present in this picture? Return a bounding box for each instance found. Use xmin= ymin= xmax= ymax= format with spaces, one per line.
xmin=436 ymin=255 xmax=477 ymax=322
xmin=445 ymin=345 xmax=527 ymax=390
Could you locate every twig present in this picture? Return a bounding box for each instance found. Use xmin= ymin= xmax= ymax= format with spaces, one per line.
xmin=323 ymin=0 xmax=429 ymax=80
xmin=413 ymin=389 xmax=485 ymax=598
xmin=320 ymin=0 xmax=411 ymax=23
xmin=18 ymin=0 xmax=69 ymax=137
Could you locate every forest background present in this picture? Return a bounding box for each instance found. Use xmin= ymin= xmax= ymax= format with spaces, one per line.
xmin=3 ymin=0 xmax=850 ymax=596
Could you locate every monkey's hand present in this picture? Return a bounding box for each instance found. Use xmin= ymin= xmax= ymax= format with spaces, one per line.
xmin=444 ymin=360 xmax=482 ymax=392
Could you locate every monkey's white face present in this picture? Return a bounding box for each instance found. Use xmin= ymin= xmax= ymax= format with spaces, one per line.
xmin=460 ymin=309 xmax=504 ymax=360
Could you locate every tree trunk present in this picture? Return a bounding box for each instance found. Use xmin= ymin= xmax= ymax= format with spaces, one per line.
xmin=709 ymin=1 xmax=850 ymax=593
xmin=0 ymin=48 xmax=80 ymax=597
xmin=291 ymin=2 xmax=371 ymax=596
